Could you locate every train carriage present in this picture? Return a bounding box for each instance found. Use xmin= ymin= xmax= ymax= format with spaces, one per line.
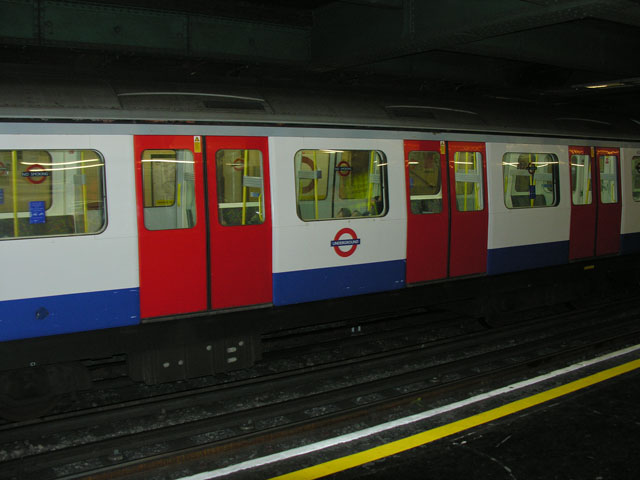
xmin=1 ymin=79 xmax=640 ymax=417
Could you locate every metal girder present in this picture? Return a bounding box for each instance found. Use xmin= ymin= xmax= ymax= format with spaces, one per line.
xmin=0 ymin=0 xmax=310 ymax=63
xmin=311 ymin=0 xmax=640 ymax=71
xmin=452 ymin=19 xmax=640 ymax=78
xmin=346 ymin=50 xmax=532 ymax=90
xmin=339 ymin=0 xmax=403 ymax=6
xmin=588 ymin=0 xmax=640 ymax=27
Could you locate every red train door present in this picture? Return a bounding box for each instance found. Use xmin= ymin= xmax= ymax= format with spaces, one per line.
xmin=405 ymin=140 xmax=449 ymax=283
xmin=594 ymin=147 xmax=622 ymax=256
xmin=568 ymin=146 xmax=622 ymax=259
xmin=134 ymin=135 xmax=208 ymax=318
xmin=447 ymin=142 xmax=488 ymax=277
xmin=206 ymin=137 xmax=272 ymax=309
xmin=568 ymin=146 xmax=597 ymax=259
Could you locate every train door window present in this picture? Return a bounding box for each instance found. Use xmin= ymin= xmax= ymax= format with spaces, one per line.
xmin=453 ymin=151 xmax=484 ymax=211
xmin=0 ymin=149 xmax=106 ymax=239
xmin=215 ymin=149 xmax=265 ymax=226
xmin=570 ymin=153 xmax=593 ymax=205
xmin=141 ymin=149 xmax=196 ymax=230
xmin=408 ymin=150 xmax=442 ymax=214
xmin=598 ymin=154 xmax=619 ymax=204
xmin=633 ymin=156 xmax=640 ymax=201
xmin=294 ymin=149 xmax=387 ymax=221
xmin=502 ymin=152 xmax=559 ymax=208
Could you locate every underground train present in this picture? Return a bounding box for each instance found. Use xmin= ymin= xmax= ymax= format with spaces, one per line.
xmin=1 ymin=78 xmax=640 ymax=416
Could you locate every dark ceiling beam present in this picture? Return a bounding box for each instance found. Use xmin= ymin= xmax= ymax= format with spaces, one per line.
xmin=450 ymin=19 xmax=640 ymax=79
xmin=586 ymin=0 xmax=640 ymax=27
xmin=311 ymin=0 xmax=640 ymax=71
xmin=0 ymin=0 xmax=310 ymax=64
xmin=344 ymin=50 xmax=541 ymax=91
xmin=337 ymin=0 xmax=403 ymax=7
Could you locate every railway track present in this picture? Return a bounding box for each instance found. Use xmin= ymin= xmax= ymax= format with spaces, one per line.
xmin=2 ymin=295 xmax=640 ymax=479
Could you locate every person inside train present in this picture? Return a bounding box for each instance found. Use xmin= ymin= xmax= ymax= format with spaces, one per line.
xmin=337 ymin=207 xmax=352 ymax=217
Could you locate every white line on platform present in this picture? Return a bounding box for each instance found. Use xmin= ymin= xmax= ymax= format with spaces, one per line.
xmin=177 ymin=343 xmax=640 ymax=480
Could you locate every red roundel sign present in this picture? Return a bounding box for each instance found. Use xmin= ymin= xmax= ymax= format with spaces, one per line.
xmin=233 ymin=158 xmax=245 ymax=171
xmin=299 ymin=156 xmax=315 ymax=194
xmin=22 ymin=164 xmax=49 ymax=184
xmin=335 ymin=161 xmax=352 ymax=176
xmin=331 ymin=228 xmax=361 ymax=257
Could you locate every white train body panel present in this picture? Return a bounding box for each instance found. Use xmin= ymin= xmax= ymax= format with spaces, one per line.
xmin=620 ymin=147 xmax=640 ymax=253
xmin=0 ymin=135 xmax=139 ymax=341
xmin=269 ymin=136 xmax=407 ymax=304
xmin=485 ymin=142 xmax=571 ymax=274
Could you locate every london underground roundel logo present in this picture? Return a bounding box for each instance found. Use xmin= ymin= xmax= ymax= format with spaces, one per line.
xmin=331 ymin=228 xmax=361 ymax=257
xmin=22 ymin=164 xmax=49 ymax=184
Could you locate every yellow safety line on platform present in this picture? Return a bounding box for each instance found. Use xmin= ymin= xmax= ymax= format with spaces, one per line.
xmin=271 ymin=357 xmax=640 ymax=480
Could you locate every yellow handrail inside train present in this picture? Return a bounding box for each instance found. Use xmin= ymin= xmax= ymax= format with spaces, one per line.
xmin=530 ymin=153 xmax=536 ymax=207
xmin=475 ymin=152 xmax=480 ymax=209
xmin=241 ymin=149 xmax=248 ymax=225
xmin=81 ymin=151 xmax=89 ymax=233
xmin=313 ymin=150 xmax=319 ymax=220
xmin=586 ymin=154 xmax=591 ymax=204
xmin=367 ymin=150 xmax=375 ymax=212
xmin=11 ymin=150 xmax=18 ymax=237
xmin=463 ymin=151 xmax=469 ymax=211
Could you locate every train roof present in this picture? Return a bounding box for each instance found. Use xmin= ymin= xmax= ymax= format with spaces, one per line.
xmin=1 ymin=73 xmax=640 ymax=142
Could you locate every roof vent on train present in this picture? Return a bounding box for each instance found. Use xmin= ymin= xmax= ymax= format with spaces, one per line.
xmin=554 ymin=117 xmax=612 ymax=132
xmin=385 ymin=105 xmax=484 ymax=125
xmin=554 ymin=117 xmax=611 ymax=126
xmin=116 ymin=92 xmax=271 ymax=113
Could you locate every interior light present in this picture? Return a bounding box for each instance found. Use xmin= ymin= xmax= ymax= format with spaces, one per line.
xmin=141 ymin=159 xmax=194 ymax=164
xmin=583 ymin=82 xmax=625 ymax=89
xmin=21 ymin=159 xmax=100 ymax=166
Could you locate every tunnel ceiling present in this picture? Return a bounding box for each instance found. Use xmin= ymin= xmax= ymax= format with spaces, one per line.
xmin=2 ymin=0 xmax=640 ymax=115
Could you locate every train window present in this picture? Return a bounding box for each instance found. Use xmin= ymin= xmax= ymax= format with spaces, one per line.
xmin=570 ymin=154 xmax=593 ymax=205
xmin=633 ymin=156 xmax=640 ymax=202
xmin=453 ymin=151 xmax=484 ymax=211
xmin=215 ymin=149 xmax=265 ymax=226
xmin=294 ymin=149 xmax=387 ymax=221
xmin=0 ymin=149 xmax=106 ymax=239
xmin=598 ymin=154 xmax=618 ymax=204
xmin=502 ymin=152 xmax=559 ymax=208
xmin=408 ymin=151 xmax=442 ymax=214
xmin=141 ymin=149 xmax=197 ymax=230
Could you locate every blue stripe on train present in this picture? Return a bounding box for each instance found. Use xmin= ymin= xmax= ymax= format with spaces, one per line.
xmin=273 ymin=260 xmax=406 ymax=306
xmin=487 ymin=241 xmax=569 ymax=275
xmin=621 ymin=232 xmax=640 ymax=254
xmin=0 ymin=288 xmax=140 ymax=342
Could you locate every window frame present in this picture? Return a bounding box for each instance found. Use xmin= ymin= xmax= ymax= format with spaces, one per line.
xmin=141 ymin=148 xmax=197 ymax=231
xmin=294 ymin=148 xmax=389 ymax=222
xmin=570 ymin=153 xmax=593 ymax=206
xmin=0 ymin=148 xmax=107 ymax=240
xmin=502 ymin=152 xmax=560 ymax=209
xmin=407 ymin=150 xmax=443 ymax=215
xmin=597 ymin=153 xmax=619 ymax=205
xmin=215 ymin=148 xmax=266 ymax=227
xmin=452 ymin=150 xmax=485 ymax=212
xmin=632 ymin=156 xmax=640 ymax=202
